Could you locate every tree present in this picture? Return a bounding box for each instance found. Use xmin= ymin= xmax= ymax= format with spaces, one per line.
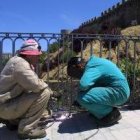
xmin=49 ymin=42 xmax=59 ymax=53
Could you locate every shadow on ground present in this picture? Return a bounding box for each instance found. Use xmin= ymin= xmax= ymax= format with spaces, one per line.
xmin=58 ymin=112 xmax=98 ymax=134
xmin=0 ymin=125 xmax=19 ymax=140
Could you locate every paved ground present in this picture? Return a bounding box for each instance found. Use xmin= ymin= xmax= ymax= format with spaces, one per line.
xmin=1 ymin=108 xmax=140 ymax=140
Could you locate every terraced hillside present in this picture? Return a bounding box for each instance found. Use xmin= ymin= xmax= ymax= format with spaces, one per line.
xmin=41 ymin=25 xmax=140 ymax=81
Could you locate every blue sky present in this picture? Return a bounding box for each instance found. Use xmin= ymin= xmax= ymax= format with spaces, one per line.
xmin=1 ymin=0 xmax=121 ymax=53
xmin=0 ymin=0 xmax=121 ymax=33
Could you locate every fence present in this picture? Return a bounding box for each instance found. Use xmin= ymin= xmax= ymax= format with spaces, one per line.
xmin=0 ymin=32 xmax=140 ymax=111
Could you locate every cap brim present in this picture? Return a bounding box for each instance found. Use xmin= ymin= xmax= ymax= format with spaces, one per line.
xmin=19 ymin=50 xmax=42 ymax=55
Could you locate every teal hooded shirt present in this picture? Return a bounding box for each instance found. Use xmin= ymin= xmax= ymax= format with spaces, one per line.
xmin=79 ymin=56 xmax=130 ymax=95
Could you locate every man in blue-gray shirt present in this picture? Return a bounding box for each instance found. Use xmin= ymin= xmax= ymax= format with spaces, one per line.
xmin=67 ymin=56 xmax=130 ymax=126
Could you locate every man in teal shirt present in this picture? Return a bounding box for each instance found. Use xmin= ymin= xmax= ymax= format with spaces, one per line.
xmin=67 ymin=56 xmax=130 ymax=126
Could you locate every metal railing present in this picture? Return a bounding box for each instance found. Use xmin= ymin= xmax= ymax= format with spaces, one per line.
xmin=0 ymin=32 xmax=140 ymax=110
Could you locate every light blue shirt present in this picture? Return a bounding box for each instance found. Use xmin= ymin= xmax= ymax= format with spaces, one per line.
xmin=80 ymin=56 xmax=129 ymax=94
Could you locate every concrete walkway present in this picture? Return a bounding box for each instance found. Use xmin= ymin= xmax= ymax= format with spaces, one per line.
xmin=0 ymin=108 xmax=140 ymax=140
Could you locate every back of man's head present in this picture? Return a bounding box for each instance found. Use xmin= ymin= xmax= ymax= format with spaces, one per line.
xmin=67 ymin=57 xmax=85 ymax=79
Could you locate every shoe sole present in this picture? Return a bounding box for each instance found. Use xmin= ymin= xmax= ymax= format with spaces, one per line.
xmin=96 ymin=114 xmax=122 ymax=127
xmin=18 ymin=133 xmax=46 ymax=139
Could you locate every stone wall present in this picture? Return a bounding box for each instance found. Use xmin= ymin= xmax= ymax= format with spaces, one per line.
xmin=73 ymin=0 xmax=140 ymax=34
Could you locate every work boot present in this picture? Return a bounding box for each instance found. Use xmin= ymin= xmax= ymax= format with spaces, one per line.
xmin=98 ymin=107 xmax=122 ymax=126
xmin=0 ymin=118 xmax=18 ymax=131
xmin=18 ymin=127 xmax=46 ymax=139
xmin=90 ymin=107 xmax=122 ymax=126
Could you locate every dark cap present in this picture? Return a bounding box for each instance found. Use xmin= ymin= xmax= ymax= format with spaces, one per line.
xmin=68 ymin=57 xmax=83 ymax=67
xmin=67 ymin=57 xmax=85 ymax=79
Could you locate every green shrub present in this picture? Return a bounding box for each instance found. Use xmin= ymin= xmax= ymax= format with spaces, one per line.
xmin=39 ymin=52 xmax=47 ymax=64
xmin=49 ymin=42 xmax=59 ymax=53
xmin=2 ymin=57 xmax=9 ymax=66
xmin=60 ymin=49 xmax=76 ymax=63
xmin=119 ymin=58 xmax=140 ymax=89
